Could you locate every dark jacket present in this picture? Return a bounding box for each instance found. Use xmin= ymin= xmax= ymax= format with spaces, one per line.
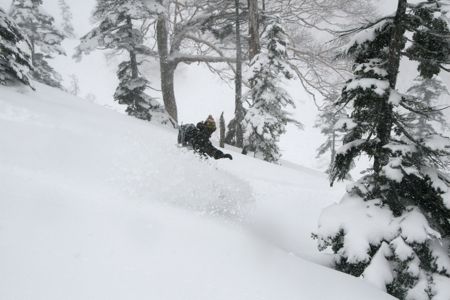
xmin=187 ymin=122 xmax=226 ymax=159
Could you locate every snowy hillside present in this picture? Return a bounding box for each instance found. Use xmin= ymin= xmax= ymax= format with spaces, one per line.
xmin=0 ymin=84 xmax=395 ymax=299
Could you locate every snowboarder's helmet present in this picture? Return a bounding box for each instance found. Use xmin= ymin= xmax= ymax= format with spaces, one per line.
xmin=205 ymin=115 xmax=216 ymax=131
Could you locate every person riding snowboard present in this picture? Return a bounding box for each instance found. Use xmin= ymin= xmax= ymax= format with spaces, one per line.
xmin=178 ymin=115 xmax=233 ymax=160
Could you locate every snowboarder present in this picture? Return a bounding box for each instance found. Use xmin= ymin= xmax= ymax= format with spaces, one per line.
xmin=178 ymin=115 xmax=233 ymax=160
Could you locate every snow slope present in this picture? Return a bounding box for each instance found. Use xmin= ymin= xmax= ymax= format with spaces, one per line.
xmin=0 ymin=84 xmax=395 ymax=300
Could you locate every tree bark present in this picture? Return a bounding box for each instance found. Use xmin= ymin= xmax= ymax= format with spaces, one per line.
xmin=129 ymin=49 xmax=138 ymax=79
xmin=234 ymin=0 xmax=244 ymax=148
xmin=126 ymin=16 xmax=140 ymax=112
xmin=156 ymin=11 xmax=178 ymax=123
xmin=126 ymin=16 xmax=139 ymax=79
xmin=244 ymin=0 xmax=260 ymax=155
xmin=373 ymin=0 xmax=406 ymax=175
xmin=219 ymin=112 xmax=225 ymax=148
xmin=30 ymin=38 xmax=36 ymax=66
xmin=248 ymin=0 xmax=260 ymax=60
xmin=387 ymin=0 xmax=406 ymax=89
xmin=331 ymin=130 xmax=336 ymax=166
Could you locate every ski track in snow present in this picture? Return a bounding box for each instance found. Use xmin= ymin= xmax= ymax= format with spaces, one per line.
xmin=0 ymin=84 xmax=394 ymax=300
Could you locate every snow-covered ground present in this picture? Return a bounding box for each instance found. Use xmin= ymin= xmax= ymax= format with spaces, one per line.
xmin=0 ymin=84 xmax=396 ymax=299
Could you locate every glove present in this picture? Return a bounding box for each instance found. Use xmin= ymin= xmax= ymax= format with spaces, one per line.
xmin=223 ymin=153 xmax=233 ymax=160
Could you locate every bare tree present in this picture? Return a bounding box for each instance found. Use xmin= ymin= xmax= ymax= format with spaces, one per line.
xmin=142 ymin=0 xmax=376 ymax=126
xmin=148 ymin=0 xmax=238 ymax=122
xmin=267 ymin=0 xmax=376 ymax=102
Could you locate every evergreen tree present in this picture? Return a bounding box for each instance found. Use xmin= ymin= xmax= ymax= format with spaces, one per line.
xmin=0 ymin=8 xmax=33 ymax=87
xmin=75 ymin=0 xmax=170 ymax=124
xmin=9 ymin=0 xmax=66 ymax=88
xmin=242 ymin=18 xmax=299 ymax=163
xmin=224 ymin=118 xmax=238 ymax=146
xmin=316 ymin=1 xmax=450 ymax=299
xmin=58 ymin=0 xmax=75 ymax=38
xmin=315 ymin=92 xmax=350 ymax=173
xmin=406 ymin=76 xmax=449 ymax=140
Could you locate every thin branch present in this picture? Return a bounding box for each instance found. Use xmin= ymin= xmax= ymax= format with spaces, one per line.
xmin=170 ymin=54 xmax=236 ymax=64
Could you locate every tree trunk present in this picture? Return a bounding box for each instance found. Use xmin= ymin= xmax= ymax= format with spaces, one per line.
xmin=244 ymin=0 xmax=260 ymax=155
xmin=373 ymin=0 xmax=406 ymax=175
xmin=331 ymin=130 xmax=336 ymax=166
xmin=30 ymin=38 xmax=36 ymax=67
xmin=129 ymin=49 xmax=138 ymax=79
xmin=387 ymin=0 xmax=406 ymax=89
xmin=156 ymin=12 xmax=178 ymax=123
xmin=219 ymin=112 xmax=225 ymax=148
xmin=126 ymin=16 xmax=139 ymax=79
xmin=248 ymin=0 xmax=260 ymax=60
xmin=126 ymin=16 xmax=140 ymax=112
xmin=234 ymin=0 xmax=244 ymax=148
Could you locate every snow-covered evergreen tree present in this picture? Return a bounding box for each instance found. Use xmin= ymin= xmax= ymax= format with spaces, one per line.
xmin=9 ymin=0 xmax=65 ymax=88
xmin=315 ymin=92 xmax=350 ymax=172
xmin=316 ymin=1 xmax=450 ymax=299
xmin=243 ymin=18 xmax=298 ymax=163
xmin=0 ymin=8 xmax=33 ymax=87
xmin=58 ymin=0 xmax=75 ymax=38
xmin=406 ymin=76 xmax=449 ymax=140
xmin=75 ymin=0 xmax=170 ymax=124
